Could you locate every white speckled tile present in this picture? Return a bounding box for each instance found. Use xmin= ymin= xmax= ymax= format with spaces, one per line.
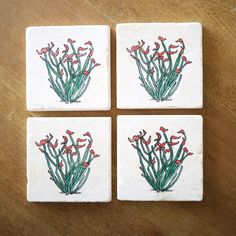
xmin=117 ymin=23 xmax=202 ymax=109
xmin=117 ymin=115 xmax=203 ymax=201
xmin=27 ymin=117 xmax=111 ymax=202
xmin=26 ymin=25 xmax=110 ymax=111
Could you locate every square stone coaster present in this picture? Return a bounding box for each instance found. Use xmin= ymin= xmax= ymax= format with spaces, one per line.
xmin=117 ymin=115 xmax=203 ymax=201
xmin=26 ymin=25 xmax=110 ymax=111
xmin=116 ymin=23 xmax=203 ymax=109
xmin=27 ymin=117 xmax=111 ymax=202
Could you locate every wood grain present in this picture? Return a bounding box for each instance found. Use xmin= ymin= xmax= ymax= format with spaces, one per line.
xmin=0 ymin=0 xmax=236 ymax=235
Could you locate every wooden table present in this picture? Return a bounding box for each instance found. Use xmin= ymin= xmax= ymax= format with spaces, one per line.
xmin=0 ymin=0 xmax=235 ymax=235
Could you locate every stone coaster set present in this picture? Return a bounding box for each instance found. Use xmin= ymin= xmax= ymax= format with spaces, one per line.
xmin=26 ymin=23 xmax=203 ymax=202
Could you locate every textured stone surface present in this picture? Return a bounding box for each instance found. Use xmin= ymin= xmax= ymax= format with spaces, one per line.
xmin=117 ymin=115 xmax=203 ymax=201
xmin=27 ymin=117 xmax=111 ymax=202
xmin=117 ymin=23 xmax=203 ymax=109
xmin=26 ymin=25 xmax=110 ymax=111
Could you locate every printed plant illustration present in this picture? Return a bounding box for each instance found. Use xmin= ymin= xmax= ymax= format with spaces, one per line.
xmin=128 ymin=127 xmax=193 ymax=192
xmin=36 ymin=38 xmax=100 ymax=103
xmin=35 ymin=130 xmax=100 ymax=194
xmin=126 ymin=36 xmax=192 ymax=102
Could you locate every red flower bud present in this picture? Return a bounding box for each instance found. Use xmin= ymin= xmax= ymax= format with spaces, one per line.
xmin=90 ymin=149 xmax=95 ymax=155
xmin=62 ymin=44 xmax=69 ymax=53
xmin=59 ymin=161 xmax=63 ymax=167
xmin=50 ymin=139 xmax=58 ymax=149
xmin=170 ymin=141 xmax=179 ymax=146
xmin=85 ymin=41 xmax=92 ymax=46
xmin=176 ymin=160 xmax=182 ymax=165
xmin=67 ymin=38 xmax=75 ymax=44
xmin=82 ymin=162 xmax=89 ymax=167
xmin=75 ymin=144 xmax=86 ymax=149
xmin=176 ymin=38 xmax=184 ymax=44
xmin=77 ymin=138 xmax=86 ymax=143
xmin=158 ymin=36 xmax=166 ymax=41
xmin=66 ymin=130 xmax=74 ymax=135
xmin=83 ymin=132 xmax=91 ymax=137
xmin=78 ymin=47 xmax=87 ymax=51
xmin=160 ymin=126 xmax=168 ymax=132
xmin=164 ymin=149 xmax=170 ymax=153
xmin=143 ymin=136 xmax=151 ymax=145
xmin=169 ymin=44 xmax=179 ymax=49
xmin=183 ymin=147 xmax=188 ymax=153
xmin=178 ymin=129 xmax=185 ymax=134
xmin=175 ymin=68 xmax=181 ymax=73
xmin=83 ymin=70 xmax=90 ymax=75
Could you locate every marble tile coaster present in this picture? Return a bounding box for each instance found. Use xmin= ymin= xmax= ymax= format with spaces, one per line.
xmin=117 ymin=115 xmax=203 ymax=201
xmin=27 ymin=117 xmax=111 ymax=202
xmin=116 ymin=23 xmax=203 ymax=109
xmin=26 ymin=25 xmax=110 ymax=111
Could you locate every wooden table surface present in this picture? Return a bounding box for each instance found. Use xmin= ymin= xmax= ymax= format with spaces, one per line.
xmin=0 ymin=0 xmax=236 ymax=235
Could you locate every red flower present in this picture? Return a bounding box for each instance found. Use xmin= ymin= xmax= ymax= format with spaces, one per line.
xmin=170 ymin=135 xmax=180 ymax=140
xmin=163 ymin=58 xmax=168 ymax=62
xmin=36 ymin=47 xmax=48 ymax=55
xmin=76 ymin=52 xmax=86 ymax=57
xmin=153 ymin=42 xmax=160 ymax=50
xmin=50 ymin=139 xmax=58 ymax=149
xmin=141 ymin=46 xmax=150 ymax=55
xmin=75 ymin=144 xmax=86 ymax=149
xmin=160 ymin=126 xmax=168 ymax=132
xmin=85 ymin=41 xmax=92 ymax=46
xmin=156 ymin=142 xmax=166 ymax=150
xmin=89 ymin=49 xmax=93 ymax=57
xmin=60 ymin=69 xmax=64 ymax=76
xmin=83 ymin=132 xmax=91 ymax=137
xmin=51 ymin=48 xmax=59 ymax=57
xmin=156 ymin=132 xmax=161 ymax=140
xmin=169 ymin=44 xmax=179 ymax=49
xmin=178 ymin=129 xmax=185 ymax=135
xmin=78 ymin=47 xmax=87 ymax=51
xmin=182 ymin=56 xmax=187 ymax=62
xmin=168 ymin=50 xmax=177 ymax=55
xmin=64 ymin=145 xmax=72 ymax=151
xmin=90 ymin=149 xmax=95 ymax=155
xmin=175 ymin=68 xmax=181 ymax=73
xmin=72 ymin=60 xmax=78 ymax=65
xmin=158 ymin=36 xmax=166 ymax=41
xmin=187 ymin=152 xmax=193 ymax=156
xmin=59 ymin=161 xmax=63 ymax=167
xmin=94 ymin=154 xmax=100 ymax=158
xmin=62 ymin=44 xmax=69 ymax=53
xmin=91 ymin=58 xmax=96 ymax=64
xmin=67 ymin=38 xmax=75 ymax=44
xmin=83 ymin=70 xmax=90 ymax=75
xmin=126 ymin=43 xmax=141 ymax=53
xmin=71 ymin=152 xmax=77 ymax=156
xmin=36 ymin=139 xmax=47 ymax=147
xmin=77 ymin=138 xmax=86 ymax=143
xmin=183 ymin=147 xmax=188 ymax=153
xmin=176 ymin=38 xmax=184 ymax=44
xmin=181 ymin=138 xmax=186 ymax=146
xmin=186 ymin=61 xmax=192 ymax=64
xmin=176 ymin=160 xmax=182 ymax=165
xmin=143 ymin=136 xmax=151 ymax=145
xmin=128 ymin=135 xmax=140 ymax=142
xmin=82 ymin=162 xmax=89 ymax=167
xmin=155 ymin=51 xmax=165 ymax=59
xmin=65 ymin=53 xmax=74 ymax=59
xmin=66 ymin=130 xmax=74 ymax=135
xmin=87 ymin=141 xmax=92 ymax=149
xmin=61 ymin=135 xmax=68 ymax=144
xmin=164 ymin=149 xmax=170 ymax=153
xmin=170 ymin=141 xmax=179 ymax=146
